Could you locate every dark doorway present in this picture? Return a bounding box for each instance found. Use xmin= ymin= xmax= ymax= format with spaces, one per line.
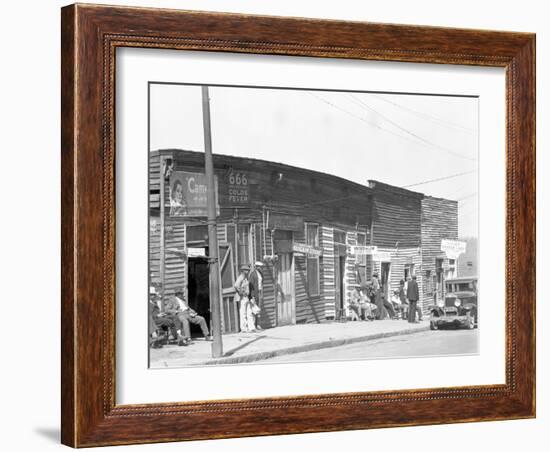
xmin=187 ymin=256 xmax=210 ymax=337
xmin=334 ymin=255 xmax=346 ymax=312
xmin=380 ymin=262 xmax=391 ymax=301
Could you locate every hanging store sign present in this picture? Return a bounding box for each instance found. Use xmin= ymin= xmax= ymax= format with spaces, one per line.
xmin=349 ymin=245 xmax=378 ymax=255
xmin=268 ymin=214 xmax=304 ymax=231
xmin=441 ymin=239 xmax=467 ymax=259
xmin=187 ymin=247 xmax=206 ymax=258
xmin=292 ymin=242 xmax=323 ymax=257
xmin=373 ymin=251 xmax=392 ymax=262
xmin=169 ymin=171 xmax=219 ymax=217
xmin=227 ymin=171 xmax=250 ymax=205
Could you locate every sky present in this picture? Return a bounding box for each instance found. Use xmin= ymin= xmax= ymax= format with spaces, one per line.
xmin=150 ymin=84 xmax=479 ymax=238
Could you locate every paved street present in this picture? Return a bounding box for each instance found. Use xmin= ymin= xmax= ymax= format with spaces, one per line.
xmin=264 ymin=329 xmax=478 ymax=363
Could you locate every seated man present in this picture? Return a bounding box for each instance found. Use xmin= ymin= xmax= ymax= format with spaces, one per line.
xmin=390 ymin=289 xmax=405 ymax=319
xmin=149 ymin=287 xmax=187 ymax=347
xmin=359 ymin=284 xmax=378 ymax=321
xmin=348 ymin=285 xmax=362 ymax=321
xmin=165 ymin=290 xmax=213 ymax=343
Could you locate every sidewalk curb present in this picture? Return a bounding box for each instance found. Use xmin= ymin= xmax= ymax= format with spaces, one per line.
xmin=194 ymin=324 xmax=430 ymax=366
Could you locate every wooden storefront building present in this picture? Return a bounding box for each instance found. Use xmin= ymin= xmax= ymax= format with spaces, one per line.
xmin=420 ymin=196 xmax=459 ymax=309
xmin=149 ymin=149 xmax=459 ymax=333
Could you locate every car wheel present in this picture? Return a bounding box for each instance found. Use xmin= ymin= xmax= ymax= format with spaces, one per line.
xmin=430 ymin=321 xmax=438 ymax=331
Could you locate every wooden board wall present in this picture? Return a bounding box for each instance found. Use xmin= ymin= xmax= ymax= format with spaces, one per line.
xmin=420 ymin=196 xmax=459 ymax=307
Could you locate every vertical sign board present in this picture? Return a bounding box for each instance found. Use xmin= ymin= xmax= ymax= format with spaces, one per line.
xmin=227 ymin=171 xmax=250 ymax=206
xmin=168 ymin=171 xmax=220 ymax=217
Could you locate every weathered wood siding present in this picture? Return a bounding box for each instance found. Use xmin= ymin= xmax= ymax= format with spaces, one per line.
xmin=152 ymin=149 xmax=372 ymax=229
xmin=420 ymin=196 xmax=459 ymax=309
xmin=293 ymin=227 xmax=324 ymax=324
xmin=257 ymin=226 xmax=277 ymax=329
xmin=321 ymin=226 xmax=336 ymax=319
xmin=343 ymin=231 xmax=359 ymax=316
xmin=370 ymin=181 xmax=422 ymax=249
xmin=372 ymin=246 xmax=423 ymax=305
xmin=149 ymin=154 xmax=187 ymax=300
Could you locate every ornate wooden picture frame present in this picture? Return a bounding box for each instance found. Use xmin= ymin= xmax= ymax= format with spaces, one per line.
xmin=61 ymin=3 xmax=535 ymax=447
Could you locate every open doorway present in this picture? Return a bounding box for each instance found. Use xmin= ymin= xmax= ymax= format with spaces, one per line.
xmin=187 ymin=256 xmax=210 ymax=337
xmin=380 ymin=262 xmax=391 ymax=301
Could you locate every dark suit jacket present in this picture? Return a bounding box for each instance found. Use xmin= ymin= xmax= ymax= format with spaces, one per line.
xmin=406 ymin=280 xmax=420 ymax=302
xmin=248 ymin=268 xmax=263 ymax=300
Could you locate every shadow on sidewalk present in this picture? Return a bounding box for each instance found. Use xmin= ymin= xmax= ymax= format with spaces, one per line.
xmin=223 ymin=335 xmax=267 ymax=357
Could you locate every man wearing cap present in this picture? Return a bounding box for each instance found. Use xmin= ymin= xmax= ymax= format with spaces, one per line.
xmin=234 ymin=264 xmax=254 ymax=333
xmin=248 ymin=261 xmax=264 ymax=330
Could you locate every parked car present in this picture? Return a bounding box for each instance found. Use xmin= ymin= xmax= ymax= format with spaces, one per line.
xmin=429 ymin=277 xmax=478 ymax=330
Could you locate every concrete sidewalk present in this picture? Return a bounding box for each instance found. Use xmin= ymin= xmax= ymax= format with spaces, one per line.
xmin=150 ymin=319 xmax=430 ymax=368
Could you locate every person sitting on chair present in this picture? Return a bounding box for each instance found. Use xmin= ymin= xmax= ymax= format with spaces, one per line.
xmin=164 ymin=290 xmax=213 ymax=343
xmin=149 ymin=287 xmax=188 ymax=347
xmin=348 ymin=285 xmax=363 ymax=321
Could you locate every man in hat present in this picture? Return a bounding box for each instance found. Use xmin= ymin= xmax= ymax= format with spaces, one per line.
xmin=407 ymin=275 xmax=420 ymax=323
xmin=149 ymin=287 xmax=188 ymax=347
xmin=348 ymin=284 xmax=363 ymax=321
xmin=234 ymin=264 xmax=254 ymax=333
xmin=248 ymin=261 xmax=265 ymax=330
xmin=165 ymin=290 xmax=212 ymax=343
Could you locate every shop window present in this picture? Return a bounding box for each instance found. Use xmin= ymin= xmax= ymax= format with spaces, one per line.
xmin=334 ymin=230 xmax=346 ymax=245
xmin=237 ymin=224 xmax=251 ymax=267
xmin=305 ymin=223 xmax=320 ymax=296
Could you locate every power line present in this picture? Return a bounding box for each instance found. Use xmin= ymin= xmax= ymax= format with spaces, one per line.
xmin=347 ymin=94 xmax=476 ymax=162
xmin=402 ymin=170 xmax=476 ymax=188
xmin=308 ymin=93 xmax=414 ymax=143
xmin=372 ymin=94 xmax=476 ymax=133
xmin=309 ymin=93 xmax=475 ymax=164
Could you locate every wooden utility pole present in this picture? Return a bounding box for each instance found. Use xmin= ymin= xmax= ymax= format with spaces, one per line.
xmin=201 ymin=85 xmax=223 ymax=358
xmin=159 ymin=155 xmax=166 ymax=311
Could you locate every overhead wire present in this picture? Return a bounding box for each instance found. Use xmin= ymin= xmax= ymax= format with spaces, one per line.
xmin=372 ymin=94 xmax=476 ymax=133
xmin=401 ymin=170 xmax=476 ymax=188
xmin=346 ymin=94 xmax=476 ymax=162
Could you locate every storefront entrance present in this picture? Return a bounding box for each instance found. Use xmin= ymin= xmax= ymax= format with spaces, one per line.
xmin=334 ymin=255 xmax=346 ymax=313
xmin=187 ymin=256 xmax=210 ymax=336
xmin=277 ymin=252 xmax=295 ymax=325
xmin=380 ymin=261 xmax=391 ymax=301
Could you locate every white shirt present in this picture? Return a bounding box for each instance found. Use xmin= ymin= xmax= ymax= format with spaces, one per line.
xmin=175 ymin=296 xmax=189 ymax=312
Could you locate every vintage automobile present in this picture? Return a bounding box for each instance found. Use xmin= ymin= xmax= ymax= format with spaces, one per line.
xmin=429 ymin=276 xmax=478 ymax=330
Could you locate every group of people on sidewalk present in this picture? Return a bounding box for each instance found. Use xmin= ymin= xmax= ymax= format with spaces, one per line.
xmin=149 ymin=287 xmax=212 ymax=349
xmin=348 ymin=273 xmax=422 ymax=323
xmin=233 ymin=261 xmax=264 ymax=333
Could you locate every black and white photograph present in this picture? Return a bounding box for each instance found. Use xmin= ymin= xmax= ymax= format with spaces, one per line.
xmin=147 ymin=83 xmax=479 ymax=368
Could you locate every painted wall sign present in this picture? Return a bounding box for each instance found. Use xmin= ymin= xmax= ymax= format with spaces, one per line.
xmin=227 ymin=171 xmax=250 ymax=205
xmin=169 ymin=171 xmax=219 ymax=217
xmin=441 ymin=239 xmax=467 ymax=259
xmin=292 ymin=242 xmax=323 ymax=257
xmin=349 ymin=245 xmax=378 ymax=255
xmin=268 ymin=214 xmax=304 ymax=231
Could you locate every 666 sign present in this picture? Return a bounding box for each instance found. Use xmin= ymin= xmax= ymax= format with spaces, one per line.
xmin=227 ymin=171 xmax=250 ymax=205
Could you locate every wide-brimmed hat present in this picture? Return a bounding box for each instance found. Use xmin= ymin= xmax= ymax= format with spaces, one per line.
xmin=239 ymin=264 xmax=250 ymax=271
xmin=254 ymin=261 xmax=265 ymax=267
